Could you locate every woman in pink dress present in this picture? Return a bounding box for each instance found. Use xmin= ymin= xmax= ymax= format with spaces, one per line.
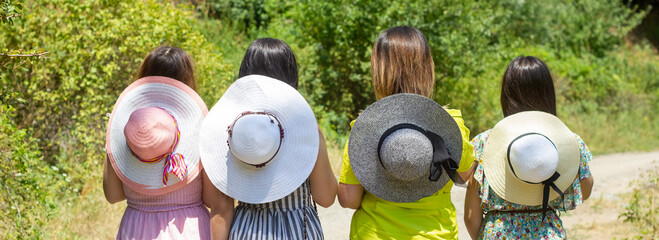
xmin=103 ymin=46 xmax=234 ymax=240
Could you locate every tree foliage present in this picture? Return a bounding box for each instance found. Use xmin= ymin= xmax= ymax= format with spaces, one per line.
xmin=0 ymin=0 xmax=22 ymax=24
xmin=0 ymin=0 xmax=231 ymax=237
xmin=0 ymin=105 xmax=66 ymax=239
xmin=501 ymin=0 xmax=646 ymax=56
xmin=199 ymin=0 xmax=293 ymax=35
xmin=192 ymin=0 xmax=654 ymax=149
xmin=1 ymin=0 xmax=48 ymax=69
xmin=0 ymin=0 xmax=231 ymax=165
xmin=288 ymin=0 xmax=649 ymax=138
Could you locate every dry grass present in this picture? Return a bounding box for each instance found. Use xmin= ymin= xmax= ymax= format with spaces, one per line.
xmin=565 ymin=167 xmax=659 ymax=239
xmin=565 ymin=195 xmax=639 ymax=239
xmin=45 ymin=178 xmax=125 ymax=239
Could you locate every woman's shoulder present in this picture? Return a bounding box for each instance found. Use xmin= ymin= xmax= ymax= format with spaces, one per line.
xmin=571 ymin=132 xmax=592 ymax=160
xmin=573 ymin=133 xmax=589 ymax=149
xmin=444 ymin=108 xmax=462 ymax=118
xmin=471 ymin=129 xmax=492 ymax=144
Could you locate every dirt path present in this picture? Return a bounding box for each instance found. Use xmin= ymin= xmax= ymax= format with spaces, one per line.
xmin=317 ymin=151 xmax=659 ymax=240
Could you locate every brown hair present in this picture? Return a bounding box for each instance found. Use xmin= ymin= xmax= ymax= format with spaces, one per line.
xmin=239 ymin=38 xmax=299 ymax=89
xmin=501 ymin=56 xmax=556 ymax=117
xmin=136 ymin=46 xmax=196 ymax=90
xmin=371 ymin=26 xmax=435 ymax=100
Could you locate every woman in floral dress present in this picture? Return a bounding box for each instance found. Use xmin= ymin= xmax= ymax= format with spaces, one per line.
xmin=464 ymin=56 xmax=595 ymax=239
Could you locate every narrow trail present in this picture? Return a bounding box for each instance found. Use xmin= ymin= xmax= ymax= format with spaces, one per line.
xmin=317 ymin=151 xmax=659 ymax=240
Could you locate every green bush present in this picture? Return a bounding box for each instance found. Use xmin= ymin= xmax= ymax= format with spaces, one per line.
xmin=199 ymin=0 xmax=293 ymax=36
xmin=192 ymin=0 xmax=655 ymax=151
xmin=285 ymin=0 xmax=653 ymax=148
xmin=1 ymin=0 xmax=232 ymax=237
xmin=0 ymin=0 xmax=231 ymax=182
xmin=290 ymin=0 xmax=516 ymax=136
xmin=0 ymin=0 xmax=22 ymax=25
xmin=0 ymin=104 xmax=66 ymax=239
xmin=491 ymin=44 xmax=659 ymax=153
xmin=499 ymin=0 xmax=646 ymax=56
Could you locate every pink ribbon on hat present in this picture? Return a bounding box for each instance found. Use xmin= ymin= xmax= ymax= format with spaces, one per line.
xmin=132 ymin=107 xmax=187 ymax=186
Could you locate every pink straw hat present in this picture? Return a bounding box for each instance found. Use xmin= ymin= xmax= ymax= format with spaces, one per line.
xmin=124 ymin=107 xmax=177 ymax=160
xmin=106 ymin=76 xmax=208 ymax=195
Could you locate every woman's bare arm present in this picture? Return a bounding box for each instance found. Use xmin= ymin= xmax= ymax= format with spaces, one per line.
xmin=309 ymin=128 xmax=338 ymax=207
xmin=103 ymin=155 xmax=126 ymax=204
xmin=464 ymin=176 xmax=483 ymax=239
xmin=202 ymin=169 xmax=234 ymax=240
xmin=580 ymin=175 xmax=594 ymax=201
xmin=337 ymin=183 xmax=363 ymax=209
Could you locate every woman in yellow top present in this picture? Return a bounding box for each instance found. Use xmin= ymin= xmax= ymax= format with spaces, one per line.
xmin=337 ymin=26 xmax=476 ymax=239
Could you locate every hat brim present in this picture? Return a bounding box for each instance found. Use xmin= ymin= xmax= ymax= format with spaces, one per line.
xmin=349 ymin=93 xmax=463 ymax=203
xmin=482 ymin=111 xmax=580 ymax=205
xmin=106 ymin=76 xmax=208 ymax=195
xmin=200 ymin=75 xmax=319 ymax=204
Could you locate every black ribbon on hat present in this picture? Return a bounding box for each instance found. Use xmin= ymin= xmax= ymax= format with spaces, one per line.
xmin=541 ymin=172 xmax=563 ymax=222
xmin=376 ymin=123 xmax=460 ymax=183
xmin=507 ymin=133 xmax=565 ymax=223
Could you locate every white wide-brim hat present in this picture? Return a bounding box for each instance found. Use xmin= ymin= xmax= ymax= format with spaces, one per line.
xmin=106 ymin=76 xmax=208 ymax=195
xmin=200 ymin=75 xmax=319 ymax=204
xmin=482 ymin=111 xmax=580 ymax=205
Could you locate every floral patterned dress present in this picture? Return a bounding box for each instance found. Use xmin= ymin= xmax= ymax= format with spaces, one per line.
xmin=471 ymin=130 xmax=592 ymax=239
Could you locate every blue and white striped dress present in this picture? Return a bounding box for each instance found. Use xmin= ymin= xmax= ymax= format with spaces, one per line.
xmin=229 ymin=180 xmax=324 ymax=240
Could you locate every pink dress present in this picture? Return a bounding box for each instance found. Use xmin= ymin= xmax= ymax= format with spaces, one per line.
xmin=116 ymin=175 xmax=211 ymax=240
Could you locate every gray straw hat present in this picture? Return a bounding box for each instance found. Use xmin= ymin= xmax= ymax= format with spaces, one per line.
xmin=349 ymin=93 xmax=463 ymax=203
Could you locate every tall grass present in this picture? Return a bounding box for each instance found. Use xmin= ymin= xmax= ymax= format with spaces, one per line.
xmin=45 ymin=182 xmax=125 ymax=239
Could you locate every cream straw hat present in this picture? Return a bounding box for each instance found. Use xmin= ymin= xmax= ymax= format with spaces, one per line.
xmin=482 ymin=111 xmax=580 ymax=217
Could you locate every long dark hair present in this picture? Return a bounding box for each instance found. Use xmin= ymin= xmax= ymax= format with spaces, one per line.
xmin=501 ymin=56 xmax=557 ymax=117
xmin=238 ymin=38 xmax=298 ymax=89
xmin=136 ymin=46 xmax=196 ymax=90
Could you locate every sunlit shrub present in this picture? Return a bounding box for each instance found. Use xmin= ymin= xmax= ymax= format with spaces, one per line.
xmin=0 ymin=0 xmax=231 ymax=207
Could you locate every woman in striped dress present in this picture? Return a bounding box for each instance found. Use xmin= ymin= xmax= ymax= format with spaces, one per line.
xmin=212 ymin=38 xmax=337 ymax=240
xmin=230 ymin=180 xmax=324 ymax=239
